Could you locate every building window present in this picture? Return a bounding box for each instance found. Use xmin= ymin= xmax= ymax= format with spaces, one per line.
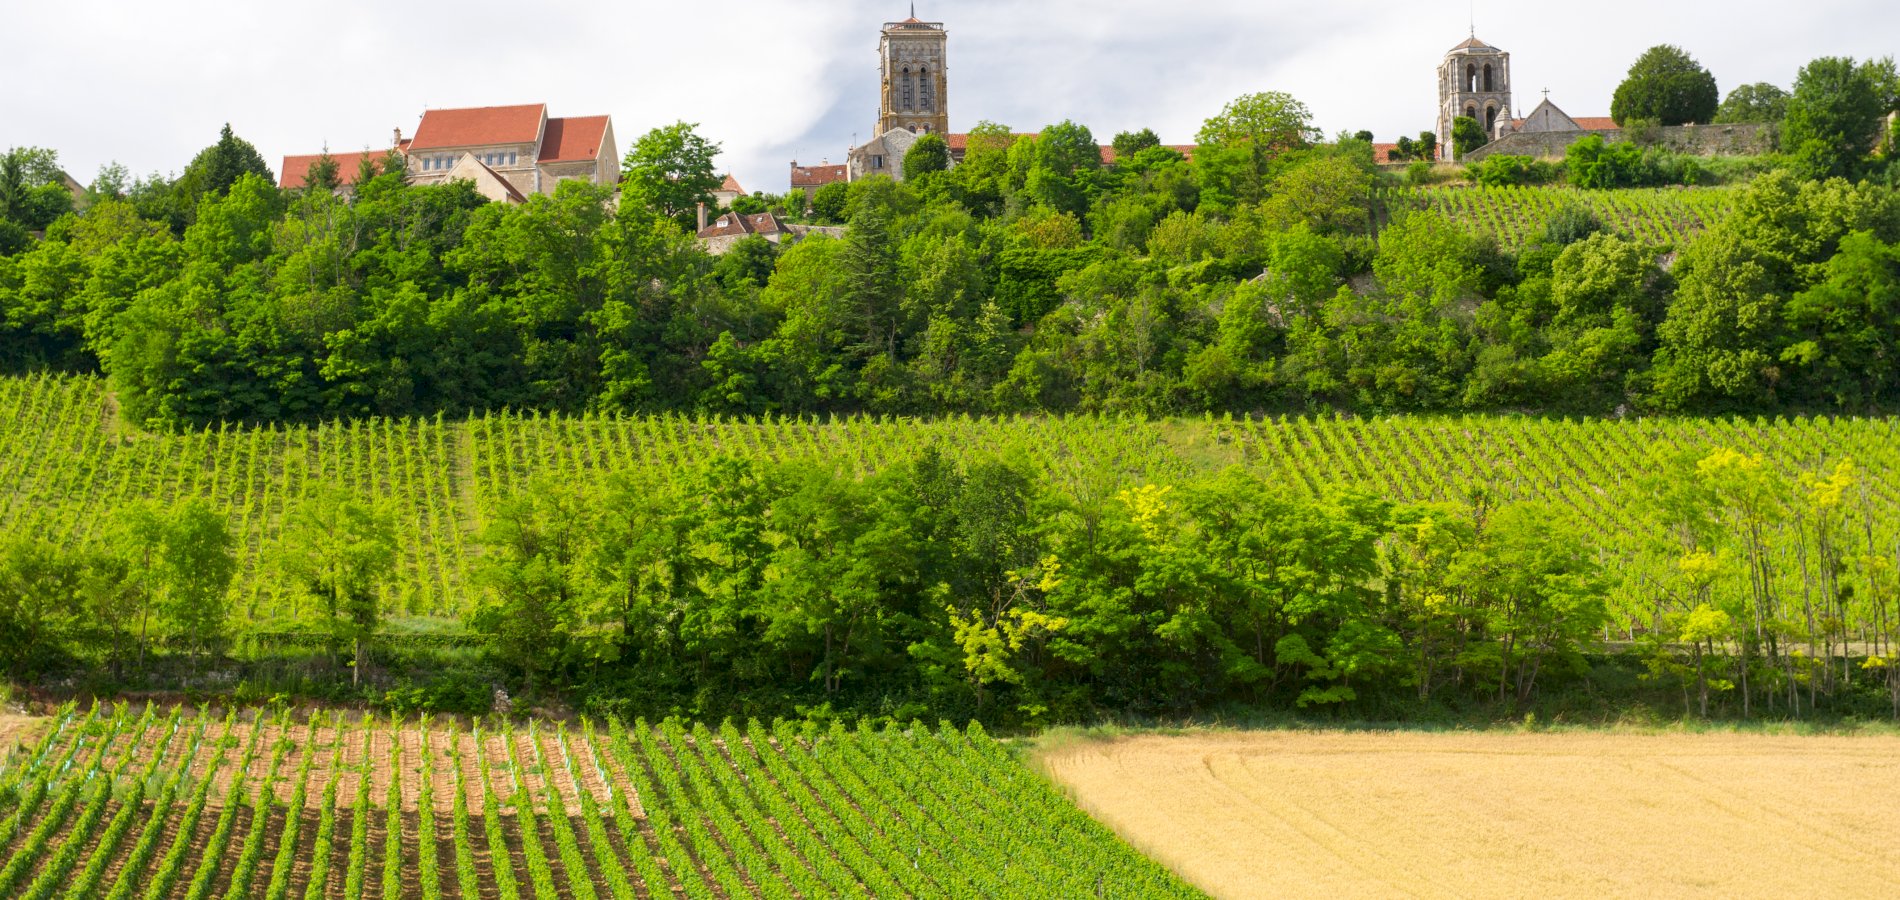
xmin=1466 ymin=64 xmax=1477 ymax=92
xmin=920 ymin=66 xmax=934 ymax=112
xmin=1483 ymin=64 xmax=1494 ymax=92
xmin=1465 ymin=105 xmax=1477 ymax=122
xmin=873 ymin=155 xmax=884 ymax=169
xmin=901 ymin=67 xmax=915 ymax=110
xmin=1486 ymin=106 xmax=1499 ymax=134
xmin=508 ymin=151 xmax=517 ymax=166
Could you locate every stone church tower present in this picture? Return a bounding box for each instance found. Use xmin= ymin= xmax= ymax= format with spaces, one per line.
xmin=1437 ymin=34 xmax=1511 ymax=159
xmin=877 ymin=9 xmax=949 ymax=136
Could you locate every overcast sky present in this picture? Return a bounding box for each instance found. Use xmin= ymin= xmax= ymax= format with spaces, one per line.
xmin=5 ymin=1 xmax=1893 ymax=195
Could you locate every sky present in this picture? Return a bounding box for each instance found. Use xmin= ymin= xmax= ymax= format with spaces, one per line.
xmin=4 ymin=0 xmax=1894 ymax=195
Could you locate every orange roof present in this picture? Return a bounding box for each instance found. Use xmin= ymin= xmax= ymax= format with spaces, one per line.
xmin=279 ymin=150 xmax=386 ymax=189
xmin=538 ymin=115 xmax=610 ymax=163
xmin=1573 ymin=117 xmax=1620 ymax=131
xmin=697 ymin=211 xmax=788 ymax=239
xmin=409 ymin=104 xmax=546 ymax=150
xmin=790 ymin=163 xmax=848 ymax=189
xmin=719 ymin=174 xmax=746 ymax=195
xmin=1451 ymin=36 xmax=1498 ymax=52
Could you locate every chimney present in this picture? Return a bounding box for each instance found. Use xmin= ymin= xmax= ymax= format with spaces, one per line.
xmin=696 ymin=202 xmax=708 ymax=233
xmin=393 ymin=127 xmax=403 ymax=148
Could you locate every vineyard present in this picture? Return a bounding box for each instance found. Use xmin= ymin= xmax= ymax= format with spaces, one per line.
xmin=1386 ymin=184 xmax=1740 ymax=249
xmin=0 ymin=702 xmax=1197 ymax=899
xmin=5 ymin=374 xmax=1900 ymax=637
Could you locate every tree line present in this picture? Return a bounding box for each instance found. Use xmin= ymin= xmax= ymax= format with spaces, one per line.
xmin=5 ymin=445 xmax=1898 ymax=723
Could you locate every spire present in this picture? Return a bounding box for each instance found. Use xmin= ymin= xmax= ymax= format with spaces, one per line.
xmin=911 ymin=2 xmax=917 ymax=18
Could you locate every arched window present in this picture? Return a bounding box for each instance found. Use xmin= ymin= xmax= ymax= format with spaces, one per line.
xmin=1486 ymin=106 xmax=1499 ymax=134
xmin=919 ymin=66 xmax=934 ymax=112
xmin=901 ymin=67 xmax=915 ymax=110
xmin=1465 ymin=104 xmax=1477 ymax=121
xmin=1466 ymin=63 xmax=1477 ymax=92
xmin=1483 ymin=64 xmax=1494 ymax=92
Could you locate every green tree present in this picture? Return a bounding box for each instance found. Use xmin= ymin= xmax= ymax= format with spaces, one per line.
xmin=473 ymin=482 xmax=597 ymax=689
xmin=1111 ymin=128 xmax=1161 ymax=161
xmin=279 ymin=489 xmax=398 ymax=685
xmin=902 ymin=133 xmax=950 ymax=180
xmin=1714 ymin=83 xmax=1790 ymax=124
xmin=0 ymin=534 xmax=83 ymax=678
xmin=305 ymin=148 xmax=341 ymax=192
xmin=1781 ymin=231 xmax=1900 ymax=407
xmin=173 ymin=124 xmax=274 ymax=219
xmin=1782 ymin=57 xmax=1891 ymax=179
xmin=621 ymin=121 xmax=723 ymax=230
xmin=156 ymin=498 xmax=238 ymax=665
xmin=1196 ymin=91 xmax=1319 ymax=152
xmin=1450 ymin=116 xmax=1488 ymax=159
xmin=1611 ymin=45 xmax=1720 ymax=126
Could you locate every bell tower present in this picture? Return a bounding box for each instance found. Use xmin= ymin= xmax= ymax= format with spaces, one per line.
xmin=1437 ymin=33 xmax=1512 ymax=158
xmin=877 ymin=7 xmax=948 ymax=137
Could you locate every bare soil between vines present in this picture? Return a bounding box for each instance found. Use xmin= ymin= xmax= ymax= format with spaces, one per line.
xmin=1039 ymin=731 xmax=1900 ymax=899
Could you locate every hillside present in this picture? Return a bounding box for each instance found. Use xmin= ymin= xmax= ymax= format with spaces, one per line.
xmin=1388 ymin=183 xmax=1741 ymax=249
xmin=6 ymin=374 xmax=1897 ymax=638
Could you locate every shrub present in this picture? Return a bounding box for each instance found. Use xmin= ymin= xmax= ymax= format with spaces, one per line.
xmin=1467 ymin=155 xmax=1560 ymax=186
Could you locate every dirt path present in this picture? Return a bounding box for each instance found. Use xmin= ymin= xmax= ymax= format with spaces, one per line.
xmin=1039 ymin=731 xmax=1900 ymax=899
xmin=0 ymin=713 xmax=47 ymax=758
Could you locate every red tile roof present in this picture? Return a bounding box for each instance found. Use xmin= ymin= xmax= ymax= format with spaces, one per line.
xmin=537 ymin=115 xmax=610 ymax=163
xmin=278 ymin=150 xmax=386 ymax=189
xmin=791 ymin=163 xmax=848 ymax=190
xmin=697 ymin=211 xmax=788 ymax=239
xmin=409 ymin=104 xmax=546 ymax=150
xmin=718 ymin=174 xmax=746 ymax=195
xmin=1573 ymin=117 xmax=1620 ymax=131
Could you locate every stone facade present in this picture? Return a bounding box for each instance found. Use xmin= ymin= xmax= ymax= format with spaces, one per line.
xmin=1437 ymin=35 xmax=1512 ymax=158
xmin=848 ymin=128 xmax=919 ymax=182
xmin=1465 ymin=122 xmax=1776 ymax=162
xmin=878 ymin=15 xmax=949 ymax=137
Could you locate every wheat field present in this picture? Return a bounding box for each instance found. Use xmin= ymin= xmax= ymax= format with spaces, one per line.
xmin=1039 ymin=731 xmax=1900 ymax=899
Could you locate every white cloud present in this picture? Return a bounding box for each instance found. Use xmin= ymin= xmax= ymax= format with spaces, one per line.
xmin=3 ymin=0 xmax=1892 ymax=196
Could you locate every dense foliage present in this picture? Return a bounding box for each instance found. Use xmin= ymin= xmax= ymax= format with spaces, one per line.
xmin=6 ymin=375 xmax=1900 ymax=723
xmin=4 ymin=81 xmax=1900 ymax=425
xmin=1611 ymin=45 xmax=1721 ymax=127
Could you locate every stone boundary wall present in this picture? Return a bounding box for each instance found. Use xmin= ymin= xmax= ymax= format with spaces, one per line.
xmin=1464 ymin=122 xmax=1774 ymax=162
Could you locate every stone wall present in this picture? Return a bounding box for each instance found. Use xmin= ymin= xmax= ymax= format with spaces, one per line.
xmin=1464 ymin=122 xmax=1774 ymax=162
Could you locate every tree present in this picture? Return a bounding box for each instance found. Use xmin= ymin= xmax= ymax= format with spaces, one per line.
xmin=155 ymin=499 xmax=238 ymax=665
xmin=1112 ymin=128 xmax=1161 ymax=161
xmin=1196 ymin=91 xmax=1319 ymax=152
xmin=1450 ymin=116 xmax=1488 ymax=160
xmin=474 ymin=482 xmax=597 ymax=689
xmin=0 ymin=533 xmax=83 ymax=678
xmin=621 ymin=121 xmax=723 ymax=230
xmin=1781 ymin=231 xmax=1900 ymax=407
xmin=903 ymin=133 xmax=950 ymax=180
xmin=305 ymin=148 xmax=341 ymax=192
xmin=1565 ymin=135 xmax=1650 ymax=189
xmin=1783 ymin=57 xmax=1892 ymax=180
xmin=279 ymin=489 xmax=397 ymax=686
xmin=1611 ymin=45 xmax=1720 ymax=127
xmin=177 ymin=124 xmax=273 ymax=210
xmin=1714 ymin=83 xmax=1790 ymax=125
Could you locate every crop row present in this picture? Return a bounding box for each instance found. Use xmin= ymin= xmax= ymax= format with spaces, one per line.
xmin=0 ymin=706 xmax=1198 ymax=898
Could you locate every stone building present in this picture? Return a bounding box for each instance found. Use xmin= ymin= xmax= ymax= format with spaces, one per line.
xmin=1437 ymin=33 xmax=1512 ymax=157
xmin=280 ymin=103 xmax=617 ymax=202
xmin=846 ymin=10 xmax=948 ymax=182
xmin=694 ymin=208 xmax=844 ymax=255
xmin=877 ymin=11 xmax=948 ymax=137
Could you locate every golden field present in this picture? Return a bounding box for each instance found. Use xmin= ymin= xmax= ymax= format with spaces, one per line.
xmin=1038 ymin=731 xmax=1900 ymax=899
